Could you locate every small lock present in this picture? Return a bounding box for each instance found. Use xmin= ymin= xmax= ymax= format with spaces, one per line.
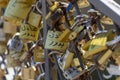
xmin=77 ymin=0 xmax=90 ymax=8
xmin=63 ymin=67 xmax=81 ymax=80
xmin=69 ymin=25 xmax=84 ymax=40
xmin=28 ymin=5 xmax=42 ymax=28
xmin=21 ymin=67 xmax=35 ymax=80
xmin=8 ymin=33 xmax=23 ymax=52
xmin=33 ymin=46 xmax=45 ymax=62
xmin=98 ymin=49 xmax=112 ymax=65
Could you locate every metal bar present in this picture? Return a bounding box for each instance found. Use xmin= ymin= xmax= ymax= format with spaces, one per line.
xmin=42 ymin=0 xmax=52 ymax=80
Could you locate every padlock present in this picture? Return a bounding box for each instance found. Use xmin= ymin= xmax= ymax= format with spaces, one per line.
xmin=69 ymin=25 xmax=84 ymax=40
xmin=98 ymin=49 xmax=113 ymax=66
xmin=3 ymin=21 xmax=17 ymax=34
xmin=84 ymin=30 xmax=113 ymax=59
xmin=77 ymin=0 xmax=90 ymax=8
xmin=21 ymin=67 xmax=35 ymax=80
xmin=4 ymin=0 xmax=35 ymax=25
xmin=101 ymin=16 xmax=113 ymax=25
xmin=46 ymin=1 xmax=60 ymax=20
xmin=58 ymin=50 xmax=74 ymax=71
xmin=8 ymin=33 xmax=23 ymax=52
xmin=20 ymin=23 xmax=39 ymax=42
xmin=45 ymin=30 xmax=68 ymax=52
xmin=28 ymin=5 xmax=42 ymax=28
xmin=71 ymin=58 xmax=80 ymax=68
xmin=0 ymin=0 xmax=8 ymax=8
xmin=33 ymin=46 xmax=45 ymax=62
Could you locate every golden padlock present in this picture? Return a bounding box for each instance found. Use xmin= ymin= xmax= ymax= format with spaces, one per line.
xmin=28 ymin=11 xmax=42 ymax=28
xmin=62 ymin=50 xmax=74 ymax=71
xmin=58 ymin=29 xmax=72 ymax=42
xmin=77 ymin=0 xmax=90 ymax=8
xmin=101 ymin=16 xmax=114 ymax=25
xmin=69 ymin=26 xmax=84 ymax=40
xmin=33 ymin=46 xmax=45 ymax=62
xmin=45 ymin=30 xmax=68 ymax=52
xmin=21 ymin=67 xmax=35 ymax=80
xmin=71 ymin=58 xmax=80 ymax=67
xmin=4 ymin=0 xmax=35 ymax=25
xmin=98 ymin=49 xmax=113 ymax=65
xmin=84 ymin=30 xmax=115 ymax=59
xmin=0 ymin=0 xmax=8 ymax=8
xmin=20 ymin=23 xmax=39 ymax=42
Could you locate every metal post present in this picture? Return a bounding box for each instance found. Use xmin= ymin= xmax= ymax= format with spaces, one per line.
xmin=42 ymin=0 xmax=52 ymax=80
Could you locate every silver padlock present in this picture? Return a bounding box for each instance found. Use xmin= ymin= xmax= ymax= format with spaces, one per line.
xmin=8 ymin=33 xmax=23 ymax=52
xmin=63 ymin=67 xmax=81 ymax=80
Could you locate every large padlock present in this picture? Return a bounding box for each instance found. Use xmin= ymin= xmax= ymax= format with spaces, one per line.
xmin=58 ymin=50 xmax=74 ymax=71
xmin=45 ymin=30 xmax=68 ymax=52
xmin=4 ymin=0 xmax=35 ymax=25
xmin=8 ymin=33 xmax=23 ymax=52
xmin=28 ymin=7 xmax=42 ymax=28
xmin=21 ymin=67 xmax=35 ymax=80
xmin=83 ymin=30 xmax=114 ymax=59
xmin=101 ymin=16 xmax=113 ymax=25
xmin=33 ymin=46 xmax=45 ymax=62
xmin=20 ymin=23 xmax=39 ymax=42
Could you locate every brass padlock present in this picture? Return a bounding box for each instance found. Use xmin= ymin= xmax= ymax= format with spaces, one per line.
xmin=45 ymin=30 xmax=68 ymax=52
xmin=33 ymin=46 xmax=45 ymax=62
xmin=69 ymin=25 xmax=84 ymax=40
xmin=98 ymin=49 xmax=113 ymax=65
xmin=4 ymin=0 xmax=35 ymax=25
xmin=77 ymin=0 xmax=90 ymax=8
xmin=21 ymin=67 xmax=35 ymax=80
xmin=20 ymin=23 xmax=39 ymax=42
xmin=28 ymin=6 xmax=42 ymax=28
